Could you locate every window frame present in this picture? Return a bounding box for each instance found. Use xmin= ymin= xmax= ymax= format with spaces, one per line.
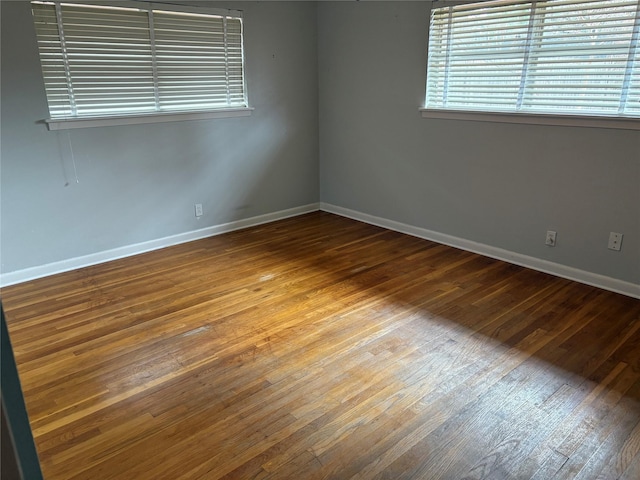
xmin=422 ymin=0 xmax=640 ymax=130
xmin=32 ymin=0 xmax=252 ymax=130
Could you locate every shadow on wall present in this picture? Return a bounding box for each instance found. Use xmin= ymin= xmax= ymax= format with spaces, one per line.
xmin=43 ymin=104 xmax=303 ymax=253
xmin=1 ymin=99 xmax=317 ymax=276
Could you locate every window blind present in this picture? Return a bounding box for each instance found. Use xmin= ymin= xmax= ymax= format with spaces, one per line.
xmin=31 ymin=1 xmax=247 ymax=119
xmin=426 ymin=0 xmax=640 ymax=117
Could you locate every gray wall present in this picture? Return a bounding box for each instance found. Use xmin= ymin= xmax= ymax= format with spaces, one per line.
xmin=318 ymin=1 xmax=640 ymax=285
xmin=1 ymin=1 xmax=319 ymax=274
xmin=2 ymin=0 xmax=639 ymax=287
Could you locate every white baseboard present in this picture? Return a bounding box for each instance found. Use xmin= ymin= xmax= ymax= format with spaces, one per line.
xmin=0 ymin=203 xmax=320 ymax=288
xmin=320 ymin=203 xmax=640 ymax=300
xmin=4 ymin=201 xmax=638 ymax=300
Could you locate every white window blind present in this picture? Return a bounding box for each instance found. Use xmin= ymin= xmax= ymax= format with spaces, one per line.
xmin=426 ymin=0 xmax=640 ymax=117
xmin=31 ymin=1 xmax=247 ymax=119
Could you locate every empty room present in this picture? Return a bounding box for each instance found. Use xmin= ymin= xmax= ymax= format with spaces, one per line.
xmin=1 ymin=0 xmax=639 ymax=478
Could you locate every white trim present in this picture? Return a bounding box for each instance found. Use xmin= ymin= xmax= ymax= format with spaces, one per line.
xmin=0 ymin=203 xmax=319 ymax=287
xmin=4 ymin=201 xmax=638 ymax=299
xmin=420 ymin=108 xmax=640 ymax=131
xmin=320 ymin=203 xmax=640 ymax=300
xmin=45 ymin=108 xmax=254 ymax=131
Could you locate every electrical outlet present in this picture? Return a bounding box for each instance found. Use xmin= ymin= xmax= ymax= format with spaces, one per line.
xmin=608 ymin=232 xmax=623 ymax=251
xmin=195 ymin=203 xmax=203 ymax=217
xmin=545 ymin=230 xmax=557 ymax=247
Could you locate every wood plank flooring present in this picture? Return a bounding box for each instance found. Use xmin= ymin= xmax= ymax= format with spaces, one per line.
xmin=2 ymin=211 xmax=640 ymax=479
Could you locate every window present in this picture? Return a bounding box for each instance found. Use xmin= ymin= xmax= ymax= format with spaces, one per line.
xmin=425 ymin=0 xmax=640 ymax=119
xmin=31 ymin=1 xmax=248 ymax=126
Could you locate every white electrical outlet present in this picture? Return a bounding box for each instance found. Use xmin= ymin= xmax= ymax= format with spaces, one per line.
xmin=608 ymin=232 xmax=623 ymax=251
xmin=545 ymin=230 xmax=557 ymax=247
xmin=195 ymin=203 xmax=203 ymax=217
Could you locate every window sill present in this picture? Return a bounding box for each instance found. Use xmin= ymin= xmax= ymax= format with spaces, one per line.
xmin=419 ymin=108 xmax=640 ymax=131
xmin=45 ymin=107 xmax=254 ymax=131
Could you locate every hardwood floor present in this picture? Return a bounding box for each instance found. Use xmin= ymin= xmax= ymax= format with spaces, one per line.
xmin=2 ymin=211 xmax=640 ymax=479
